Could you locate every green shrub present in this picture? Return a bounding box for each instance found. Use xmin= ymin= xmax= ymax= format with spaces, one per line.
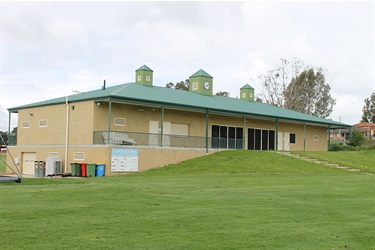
xmin=329 ymin=142 xmax=356 ymax=151
xmin=330 ymin=142 xmax=344 ymax=151
xmin=348 ymin=130 xmax=365 ymax=147
xmin=359 ymin=144 xmax=375 ymax=150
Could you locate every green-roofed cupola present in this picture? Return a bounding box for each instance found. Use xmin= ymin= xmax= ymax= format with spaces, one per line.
xmin=240 ymin=84 xmax=255 ymax=102
xmin=189 ymin=69 xmax=213 ymax=96
xmin=136 ymin=65 xmax=153 ymax=86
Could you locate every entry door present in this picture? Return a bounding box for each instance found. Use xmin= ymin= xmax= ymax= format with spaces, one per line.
xmin=283 ymin=132 xmax=290 ymax=151
xmin=149 ymin=121 xmax=159 ymax=146
xmin=278 ymin=132 xmax=283 ymax=150
xmin=277 ymin=132 xmax=290 ymax=151
xmin=163 ymin=122 xmax=171 ymax=146
xmin=22 ymin=152 xmax=36 ymax=175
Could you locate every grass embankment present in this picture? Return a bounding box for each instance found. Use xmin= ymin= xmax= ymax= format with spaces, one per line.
xmin=297 ymin=150 xmax=375 ymax=173
xmin=1 ymin=150 xmax=374 ymax=249
xmin=0 ymin=152 xmax=6 ymax=173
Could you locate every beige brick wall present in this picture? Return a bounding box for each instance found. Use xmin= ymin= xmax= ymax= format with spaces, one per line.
xmin=305 ymin=125 xmax=328 ymax=151
xmin=8 ymin=100 xmax=329 ymax=176
xmin=6 ymin=145 xmax=217 ymax=176
xmin=17 ymin=101 xmax=95 ymax=146
xmin=17 ymin=104 xmax=67 ymax=145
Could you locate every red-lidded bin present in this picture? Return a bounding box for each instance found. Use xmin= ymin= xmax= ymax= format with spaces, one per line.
xmin=81 ymin=163 xmax=87 ymax=177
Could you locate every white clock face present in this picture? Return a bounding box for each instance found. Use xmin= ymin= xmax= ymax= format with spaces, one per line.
xmin=204 ymin=81 xmax=210 ymax=90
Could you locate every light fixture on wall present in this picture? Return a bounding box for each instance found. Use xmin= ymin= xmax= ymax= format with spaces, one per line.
xmin=137 ymin=108 xmax=144 ymax=112
xmin=97 ymin=102 xmax=101 ymax=108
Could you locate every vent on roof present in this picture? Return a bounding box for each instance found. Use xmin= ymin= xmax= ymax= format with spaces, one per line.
xmin=189 ymin=69 xmax=213 ymax=96
xmin=240 ymin=84 xmax=255 ymax=102
xmin=135 ymin=65 xmax=153 ymax=87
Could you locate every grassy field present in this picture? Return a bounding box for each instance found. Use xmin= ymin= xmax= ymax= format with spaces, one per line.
xmin=1 ymin=150 xmax=374 ymax=249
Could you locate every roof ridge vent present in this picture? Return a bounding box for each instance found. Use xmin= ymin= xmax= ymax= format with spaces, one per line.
xmin=135 ymin=65 xmax=153 ymax=86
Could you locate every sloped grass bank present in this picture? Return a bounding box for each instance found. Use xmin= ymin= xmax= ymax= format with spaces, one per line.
xmin=1 ymin=151 xmax=374 ymax=249
xmin=296 ymin=150 xmax=375 ymax=173
xmin=0 ymin=152 xmax=6 ymax=173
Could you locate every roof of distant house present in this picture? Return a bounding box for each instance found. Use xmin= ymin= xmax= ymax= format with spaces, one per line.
xmin=353 ymin=122 xmax=375 ymax=131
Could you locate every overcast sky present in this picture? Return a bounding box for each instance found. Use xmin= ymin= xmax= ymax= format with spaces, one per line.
xmin=1 ymin=1 xmax=374 ymax=131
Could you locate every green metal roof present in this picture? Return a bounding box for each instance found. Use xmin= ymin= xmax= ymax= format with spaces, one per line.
xmin=241 ymin=84 xmax=254 ymax=90
xmin=8 ymin=82 xmax=351 ymax=128
xmin=190 ymin=69 xmax=213 ymax=78
xmin=136 ymin=65 xmax=153 ymax=71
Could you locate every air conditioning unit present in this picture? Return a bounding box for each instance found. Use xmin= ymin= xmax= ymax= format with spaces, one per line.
xmin=45 ymin=156 xmax=62 ymax=176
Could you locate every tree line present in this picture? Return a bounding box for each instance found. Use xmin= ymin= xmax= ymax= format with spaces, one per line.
xmin=165 ymin=79 xmax=230 ymax=97
xmin=165 ymin=59 xmax=375 ymax=122
xmin=165 ymin=58 xmax=337 ymax=118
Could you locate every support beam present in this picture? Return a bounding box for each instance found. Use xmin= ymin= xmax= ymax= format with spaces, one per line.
xmin=328 ymin=125 xmax=331 ymax=151
xmin=275 ymin=118 xmax=279 ymax=150
xmin=107 ymin=101 xmax=112 ymax=144
xmin=64 ymin=96 xmax=69 ymax=173
xmin=161 ymin=106 xmax=164 ymax=147
xmin=8 ymin=112 xmax=11 ymax=138
xmin=243 ymin=116 xmax=246 ymax=149
xmin=304 ymin=123 xmax=306 ymax=151
xmin=205 ymin=110 xmax=209 ymax=154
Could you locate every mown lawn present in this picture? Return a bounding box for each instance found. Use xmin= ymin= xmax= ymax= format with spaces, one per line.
xmin=296 ymin=150 xmax=375 ymax=173
xmin=1 ymin=151 xmax=374 ymax=249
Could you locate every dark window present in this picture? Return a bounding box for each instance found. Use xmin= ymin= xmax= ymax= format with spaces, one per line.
xmin=236 ymin=128 xmax=243 ymax=149
xmin=290 ymin=133 xmax=296 ymax=144
xmin=248 ymin=128 xmax=255 ymax=150
xmin=211 ymin=125 xmax=220 ymax=148
xmin=228 ymin=127 xmax=236 ymax=149
xmin=248 ymin=128 xmax=275 ymax=151
xmin=212 ymin=125 xmax=244 ymax=149
xmin=220 ymin=126 xmax=228 ymax=148
xmin=269 ymin=130 xmax=275 ymax=150
xmin=262 ymin=130 xmax=269 ymax=150
xmin=255 ymin=129 xmax=261 ymax=150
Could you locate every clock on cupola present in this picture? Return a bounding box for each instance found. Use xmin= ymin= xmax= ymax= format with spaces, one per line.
xmin=135 ymin=65 xmax=153 ymax=87
xmin=240 ymin=84 xmax=255 ymax=102
xmin=189 ymin=69 xmax=213 ymax=96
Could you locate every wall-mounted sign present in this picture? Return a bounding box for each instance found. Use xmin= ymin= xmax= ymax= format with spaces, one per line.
xmin=111 ymin=148 xmax=138 ymax=172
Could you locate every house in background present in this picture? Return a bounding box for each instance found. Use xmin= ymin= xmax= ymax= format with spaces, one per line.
xmin=330 ymin=128 xmax=350 ymax=142
xmin=7 ymin=65 xmax=351 ymax=176
xmin=352 ymin=122 xmax=375 ymax=139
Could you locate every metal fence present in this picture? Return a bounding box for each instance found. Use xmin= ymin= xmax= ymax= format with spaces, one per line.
xmin=93 ymin=131 xmax=244 ymax=149
xmin=6 ymin=131 xmax=244 ymax=149
xmin=8 ymin=135 xmax=17 ymax=146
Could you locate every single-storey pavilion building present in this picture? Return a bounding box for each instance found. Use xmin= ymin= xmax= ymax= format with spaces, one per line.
xmin=7 ymin=65 xmax=351 ymax=176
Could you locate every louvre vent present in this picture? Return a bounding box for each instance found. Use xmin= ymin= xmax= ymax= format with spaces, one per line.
xmin=22 ymin=121 xmax=30 ymax=128
xmin=39 ymin=119 xmax=48 ymax=127
xmin=114 ymin=117 xmax=126 ymax=126
xmin=74 ymin=152 xmax=84 ymax=161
